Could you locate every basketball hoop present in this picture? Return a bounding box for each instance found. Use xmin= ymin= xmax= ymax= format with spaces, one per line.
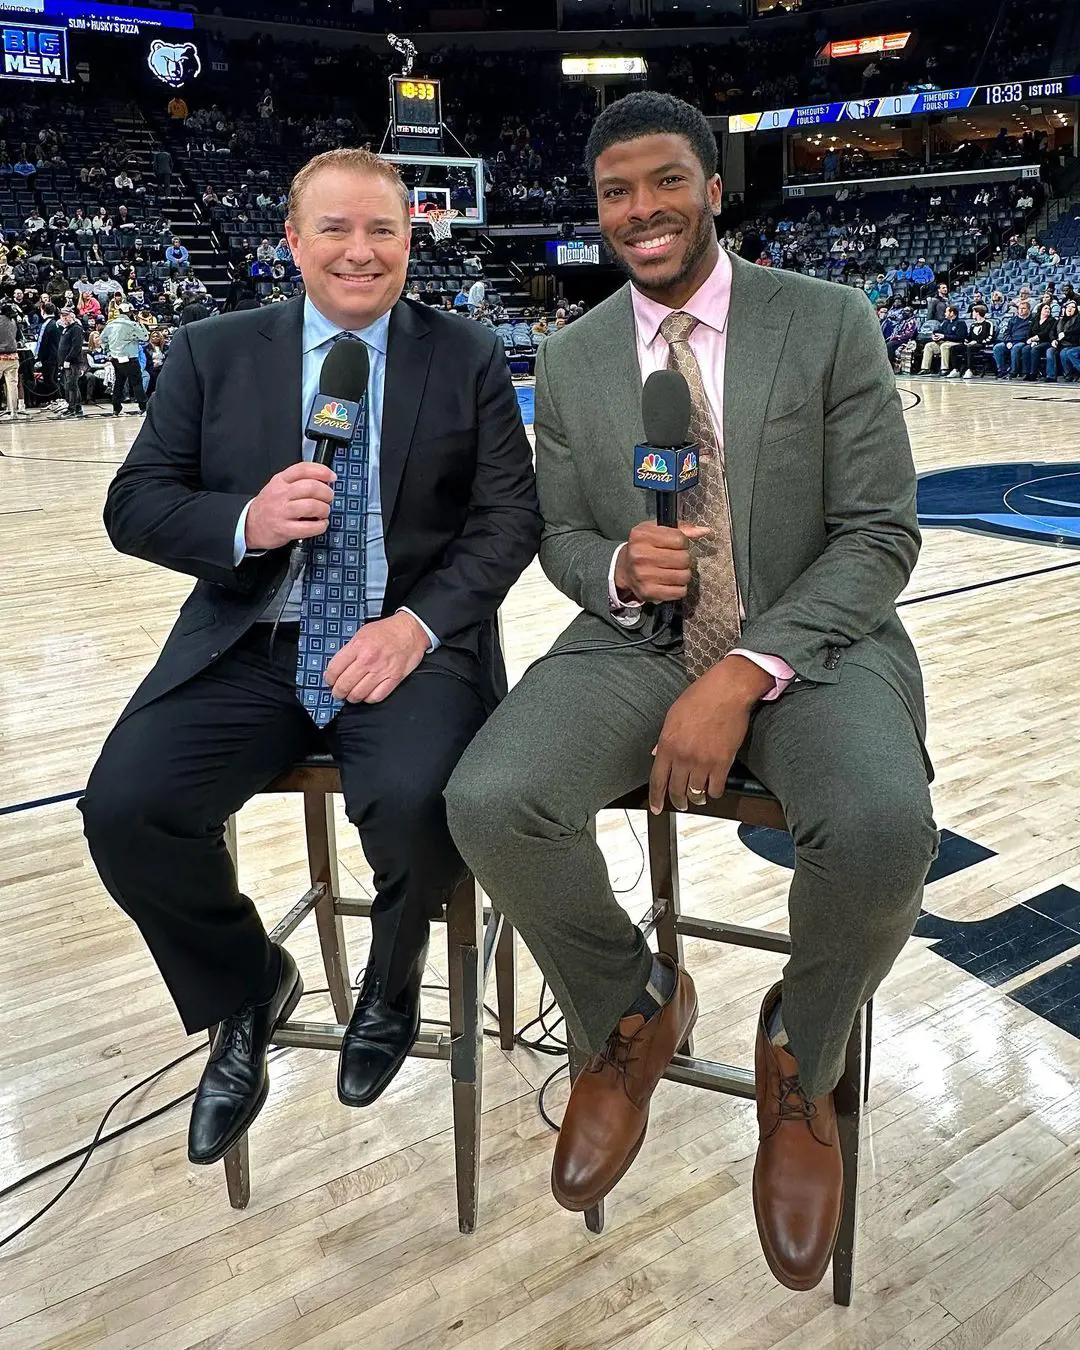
xmin=426 ymin=208 xmax=459 ymax=244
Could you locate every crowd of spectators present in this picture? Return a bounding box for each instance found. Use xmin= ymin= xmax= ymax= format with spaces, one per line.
xmin=870 ymin=263 xmax=1080 ymax=381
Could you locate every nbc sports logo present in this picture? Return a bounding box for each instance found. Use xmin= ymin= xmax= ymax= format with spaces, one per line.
xmin=313 ymin=399 xmax=352 ymax=429
xmin=678 ymin=450 xmax=698 ymax=484
xmin=635 ymin=448 xmax=675 ymax=486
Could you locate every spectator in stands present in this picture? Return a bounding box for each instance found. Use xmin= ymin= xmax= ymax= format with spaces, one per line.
xmin=1047 ymin=246 xmax=1063 ymax=270
xmin=274 ymin=237 xmax=292 ymax=263
xmin=1024 ymin=302 xmax=1055 ymax=380
xmin=453 ymin=285 xmax=470 ymax=310
xmin=35 ymin=302 xmax=61 ymax=407
xmin=993 ymin=300 xmax=1033 ymax=378
xmin=77 ymin=290 xmax=102 ymax=322
xmin=886 ymin=307 xmax=918 ymax=367
xmin=0 ymin=302 xmax=21 ymax=418
xmin=167 ymin=94 xmax=188 ymax=120
xmin=925 ymin=283 xmax=950 ymax=324
xmin=115 ymin=169 xmax=134 ymax=193
xmin=1050 ymin=300 xmax=1080 ymax=381
xmin=256 ymin=238 xmax=275 ymax=264
xmin=1005 ymin=235 xmax=1026 ymax=261
xmin=920 ymin=306 xmax=967 ymax=375
xmin=908 ymin=258 xmax=934 ymax=296
xmin=988 ymin=290 xmax=1008 ymax=321
xmin=144 ymin=328 xmax=169 ymax=397
xmin=957 ymin=306 xmax=995 ymax=379
xmin=165 ymin=237 xmax=190 ymax=275
xmin=468 ymin=275 xmax=486 ymax=311
xmin=55 ymin=308 xmax=86 ymax=419
xmin=101 ymin=303 xmax=148 ymax=416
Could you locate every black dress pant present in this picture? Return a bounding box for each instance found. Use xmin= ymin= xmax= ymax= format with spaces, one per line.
xmin=111 ymin=357 xmax=145 ymax=411
xmin=79 ymin=624 xmax=487 ymax=1033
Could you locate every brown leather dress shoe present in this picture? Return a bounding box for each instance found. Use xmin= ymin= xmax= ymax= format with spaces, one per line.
xmin=551 ymin=957 xmax=697 ymax=1212
xmin=752 ymin=982 xmax=843 ymax=1290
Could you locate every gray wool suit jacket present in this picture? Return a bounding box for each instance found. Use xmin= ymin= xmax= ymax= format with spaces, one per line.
xmin=532 ymin=250 xmax=927 ymax=743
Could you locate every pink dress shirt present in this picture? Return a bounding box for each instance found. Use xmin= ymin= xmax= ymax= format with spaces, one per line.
xmin=608 ymin=249 xmax=794 ymax=701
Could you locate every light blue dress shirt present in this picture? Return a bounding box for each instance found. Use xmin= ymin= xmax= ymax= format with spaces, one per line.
xmin=233 ymin=296 xmax=437 ymax=648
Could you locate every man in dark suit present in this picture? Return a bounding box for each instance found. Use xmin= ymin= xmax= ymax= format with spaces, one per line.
xmin=80 ymin=148 xmax=540 ymax=1166
xmin=35 ymin=301 xmax=61 ymax=406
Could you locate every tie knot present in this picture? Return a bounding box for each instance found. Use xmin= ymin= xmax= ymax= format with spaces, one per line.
xmin=660 ymin=311 xmax=698 ymax=346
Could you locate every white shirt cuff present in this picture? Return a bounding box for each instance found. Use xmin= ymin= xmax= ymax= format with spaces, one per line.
xmin=608 ymin=544 xmax=644 ymax=627
xmin=232 ymin=499 xmax=257 ymax=566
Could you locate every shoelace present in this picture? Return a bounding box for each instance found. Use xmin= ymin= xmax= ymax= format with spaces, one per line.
xmin=212 ymin=1005 xmax=254 ymax=1061
xmin=591 ymin=1023 xmax=642 ymax=1081
xmin=777 ymin=1072 xmax=817 ymax=1123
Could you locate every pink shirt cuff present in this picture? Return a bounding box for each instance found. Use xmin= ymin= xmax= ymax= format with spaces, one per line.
xmin=731 ymin=649 xmax=795 ymax=701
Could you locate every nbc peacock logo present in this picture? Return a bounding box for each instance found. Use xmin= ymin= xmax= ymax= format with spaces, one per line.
xmin=636 ymin=448 xmax=674 ymax=486
xmin=313 ymin=399 xmax=352 ymax=430
xmin=679 ymin=450 xmax=698 ymax=483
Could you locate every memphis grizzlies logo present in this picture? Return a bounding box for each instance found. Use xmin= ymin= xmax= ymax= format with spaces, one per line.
xmin=147 ymin=40 xmax=201 ymax=89
xmin=918 ymin=463 xmax=1080 ymax=547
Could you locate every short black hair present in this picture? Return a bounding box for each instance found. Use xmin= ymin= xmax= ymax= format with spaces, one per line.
xmin=585 ymin=91 xmax=717 ymax=186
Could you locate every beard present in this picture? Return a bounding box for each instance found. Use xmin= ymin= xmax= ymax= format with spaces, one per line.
xmin=605 ymin=201 xmax=717 ymax=295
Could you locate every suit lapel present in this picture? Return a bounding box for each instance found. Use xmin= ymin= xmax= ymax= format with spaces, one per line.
xmin=722 ymin=254 xmax=792 ymax=583
xmin=380 ymin=299 xmax=432 ymax=529
xmin=258 ymin=296 xmax=304 ymax=478
xmin=594 ymin=284 xmax=646 ymax=470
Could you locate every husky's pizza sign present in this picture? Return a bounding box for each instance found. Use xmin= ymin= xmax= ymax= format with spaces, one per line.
xmin=147 ymin=39 xmax=201 ymax=89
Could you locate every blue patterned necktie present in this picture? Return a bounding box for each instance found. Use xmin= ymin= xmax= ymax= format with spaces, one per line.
xmin=295 ymin=338 xmax=371 ymax=727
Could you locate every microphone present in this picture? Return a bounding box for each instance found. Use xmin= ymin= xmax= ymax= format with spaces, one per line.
xmin=270 ymin=339 xmax=371 ymax=657
xmin=633 ymin=368 xmax=699 ymax=627
xmin=286 ymin=339 xmax=371 ymax=577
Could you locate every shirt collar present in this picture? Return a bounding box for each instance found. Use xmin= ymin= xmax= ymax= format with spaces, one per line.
xmin=302 ymin=295 xmax=392 ymax=357
xmin=630 ymin=247 xmax=732 ymax=348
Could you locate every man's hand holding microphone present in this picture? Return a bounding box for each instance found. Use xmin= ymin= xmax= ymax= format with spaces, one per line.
xmin=632 ymin=370 xmax=774 ymax=814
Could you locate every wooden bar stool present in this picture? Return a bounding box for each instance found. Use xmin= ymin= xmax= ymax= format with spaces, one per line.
xmin=506 ymin=765 xmax=873 ymax=1307
xmin=219 ymin=752 xmax=515 ymax=1233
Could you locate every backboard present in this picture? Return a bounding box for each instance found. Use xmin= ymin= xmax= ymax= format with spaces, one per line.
xmin=384 ymin=152 xmax=486 ymax=230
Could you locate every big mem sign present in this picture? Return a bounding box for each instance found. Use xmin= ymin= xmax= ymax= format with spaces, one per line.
xmin=1 ymin=24 xmax=67 ymax=82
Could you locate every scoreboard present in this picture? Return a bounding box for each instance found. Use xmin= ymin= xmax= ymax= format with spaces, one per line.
xmin=729 ymin=75 xmax=1080 ymax=133
xmin=391 ymin=77 xmax=442 ymax=138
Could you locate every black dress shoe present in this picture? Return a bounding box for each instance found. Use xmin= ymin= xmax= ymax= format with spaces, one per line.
xmin=187 ymin=946 xmax=303 ymax=1165
xmin=337 ymin=946 xmax=427 ymax=1108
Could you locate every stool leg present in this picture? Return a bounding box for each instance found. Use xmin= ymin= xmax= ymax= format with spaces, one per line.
xmin=447 ymin=876 xmax=484 ymax=1234
xmin=304 ymin=789 xmax=352 ymax=1026
xmin=863 ymin=998 xmax=873 ymax=1103
xmin=831 ymin=1005 xmax=864 ymax=1306
xmin=206 ymin=1025 xmax=251 ymax=1210
xmin=222 ymin=1137 xmax=251 ymax=1210
xmin=648 ymin=811 xmax=693 ymax=1057
xmin=494 ymin=916 xmax=517 ymax=1051
xmin=567 ymin=1039 xmax=605 ymax=1235
xmin=224 ymin=814 xmax=238 ymax=869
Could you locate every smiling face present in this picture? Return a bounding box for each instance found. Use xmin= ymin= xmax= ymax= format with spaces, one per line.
xmin=285 ymin=165 xmax=410 ymax=331
xmin=594 ymin=132 xmax=721 ymax=309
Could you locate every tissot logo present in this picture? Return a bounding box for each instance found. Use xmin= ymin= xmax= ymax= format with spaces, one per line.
xmin=917 ymin=462 xmax=1080 ymax=547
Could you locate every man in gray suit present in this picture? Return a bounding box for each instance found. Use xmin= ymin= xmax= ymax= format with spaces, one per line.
xmin=447 ymin=93 xmax=937 ymax=1290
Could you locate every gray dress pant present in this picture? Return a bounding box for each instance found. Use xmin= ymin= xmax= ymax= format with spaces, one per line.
xmin=446 ymin=635 xmax=937 ymax=1099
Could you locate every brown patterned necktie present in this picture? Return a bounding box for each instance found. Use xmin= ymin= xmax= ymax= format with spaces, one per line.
xmin=658 ymin=310 xmax=742 ymax=678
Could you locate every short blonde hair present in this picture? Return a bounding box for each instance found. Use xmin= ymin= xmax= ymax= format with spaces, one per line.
xmin=287 ymin=148 xmax=411 ymax=226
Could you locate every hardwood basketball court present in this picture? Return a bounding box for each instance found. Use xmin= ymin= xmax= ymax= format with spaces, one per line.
xmin=2 ymin=378 xmax=1080 ymax=1349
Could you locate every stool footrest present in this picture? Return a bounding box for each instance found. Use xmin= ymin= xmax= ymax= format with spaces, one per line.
xmin=663 ymin=1054 xmax=756 ymax=1098
xmin=676 ymin=916 xmax=792 ymax=955
xmin=271 ymin=1020 xmax=453 ymax=1059
xmin=268 ymin=884 xmax=326 ymax=943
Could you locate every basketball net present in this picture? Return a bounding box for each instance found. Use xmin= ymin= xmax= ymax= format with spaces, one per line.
xmin=426 ymin=208 xmax=459 ymax=244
